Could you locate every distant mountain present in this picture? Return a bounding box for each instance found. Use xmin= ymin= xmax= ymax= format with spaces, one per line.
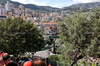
xmin=0 ymin=0 xmax=10 ymax=3
xmin=59 ymin=2 xmax=100 ymax=11
xmin=0 ymin=0 xmax=59 ymax=12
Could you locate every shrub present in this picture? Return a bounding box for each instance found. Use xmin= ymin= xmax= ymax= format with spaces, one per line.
xmin=48 ymin=55 xmax=59 ymax=61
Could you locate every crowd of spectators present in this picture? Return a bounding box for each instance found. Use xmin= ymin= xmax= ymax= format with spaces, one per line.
xmin=0 ymin=51 xmax=48 ymax=66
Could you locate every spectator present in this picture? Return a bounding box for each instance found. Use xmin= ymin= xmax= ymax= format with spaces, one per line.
xmin=23 ymin=61 xmax=32 ymax=66
xmin=0 ymin=56 xmax=4 ymax=66
xmin=16 ymin=57 xmax=19 ymax=63
xmin=3 ymin=53 xmax=11 ymax=65
xmin=18 ymin=62 xmax=22 ymax=66
xmin=0 ymin=51 xmax=4 ymax=56
xmin=48 ymin=63 xmax=52 ymax=66
xmin=1 ymin=52 xmax=5 ymax=57
xmin=31 ymin=58 xmax=47 ymax=66
xmin=6 ymin=62 xmax=19 ymax=66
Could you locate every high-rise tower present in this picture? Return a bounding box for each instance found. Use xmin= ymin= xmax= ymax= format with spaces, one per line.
xmin=5 ymin=1 xmax=10 ymax=11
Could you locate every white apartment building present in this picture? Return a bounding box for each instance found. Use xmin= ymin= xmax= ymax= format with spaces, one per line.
xmin=0 ymin=3 xmax=6 ymax=15
xmin=10 ymin=3 xmax=14 ymax=10
xmin=0 ymin=8 xmax=5 ymax=15
xmin=5 ymin=1 xmax=10 ymax=11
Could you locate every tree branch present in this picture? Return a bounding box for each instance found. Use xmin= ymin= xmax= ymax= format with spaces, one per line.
xmin=71 ymin=54 xmax=85 ymax=66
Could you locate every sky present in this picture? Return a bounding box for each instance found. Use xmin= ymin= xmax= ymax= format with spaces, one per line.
xmin=11 ymin=0 xmax=100 ymax=8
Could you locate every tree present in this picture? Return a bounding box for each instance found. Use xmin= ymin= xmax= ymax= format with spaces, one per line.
xmin=48 ymin=55 xmax=59 ymax=61
xmin=58 ymin=9 xmax=100 ymax=66
xmin=0 ymin=17 xmax=45 ymax=54
xmin=48 ymin=55 xmax=59 ymax=66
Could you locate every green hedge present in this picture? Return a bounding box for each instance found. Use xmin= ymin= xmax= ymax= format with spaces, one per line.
xmin=48 ymin=55 xmax=59 ymax=61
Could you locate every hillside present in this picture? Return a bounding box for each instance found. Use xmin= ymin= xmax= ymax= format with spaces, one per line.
xmin=0 ymin=0 xmax=10 ymax=3
xmin=0 ymin=0 xmax=59 ymax=12
xmin=59 ymin=2 xmax=100 ymax=11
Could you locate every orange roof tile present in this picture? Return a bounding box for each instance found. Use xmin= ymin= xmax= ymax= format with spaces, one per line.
xmin=45 ymin=27 xmax=51 ymax=29
xmin=2 ymin=14 xmax=7 ymax=16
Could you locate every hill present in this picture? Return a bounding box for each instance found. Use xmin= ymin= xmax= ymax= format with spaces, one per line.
xmin=59 ymin=2 xmax=100 ymax=11
xmin=9 ymin=1 xmax=59 ymax=12
xmin=0 ymin=0 xmax=59 ymax=12
xmin=0 ymin=0 xmax=10 ymax=3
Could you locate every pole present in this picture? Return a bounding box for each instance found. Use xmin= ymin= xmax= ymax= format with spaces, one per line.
xmin=57 ymin=61 xmax=59 ymax=66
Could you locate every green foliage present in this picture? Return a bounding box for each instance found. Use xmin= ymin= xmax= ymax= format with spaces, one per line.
xmin=0 ymin=17 xmax=45 ymax=54
xmin=46 ymin=39 xmax=51 ymax=44
xmin=48 ymin=59 xmax=57 ymax=66
xmin=58 ymin=9 xmax=100 ymax=64
xmin=76 ymin=61 xmax=96 ymax=66
xmin=48 ymin=55 xmax=59 ymax=66
xmin=41 ymin=45 xmax=51 ymax=50
xmin=48 ymin=55 xmax=59 ymax=61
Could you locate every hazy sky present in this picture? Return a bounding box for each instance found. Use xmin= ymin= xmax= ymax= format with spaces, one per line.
xmin=11 ymin=0 xmax=100 ymax=8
